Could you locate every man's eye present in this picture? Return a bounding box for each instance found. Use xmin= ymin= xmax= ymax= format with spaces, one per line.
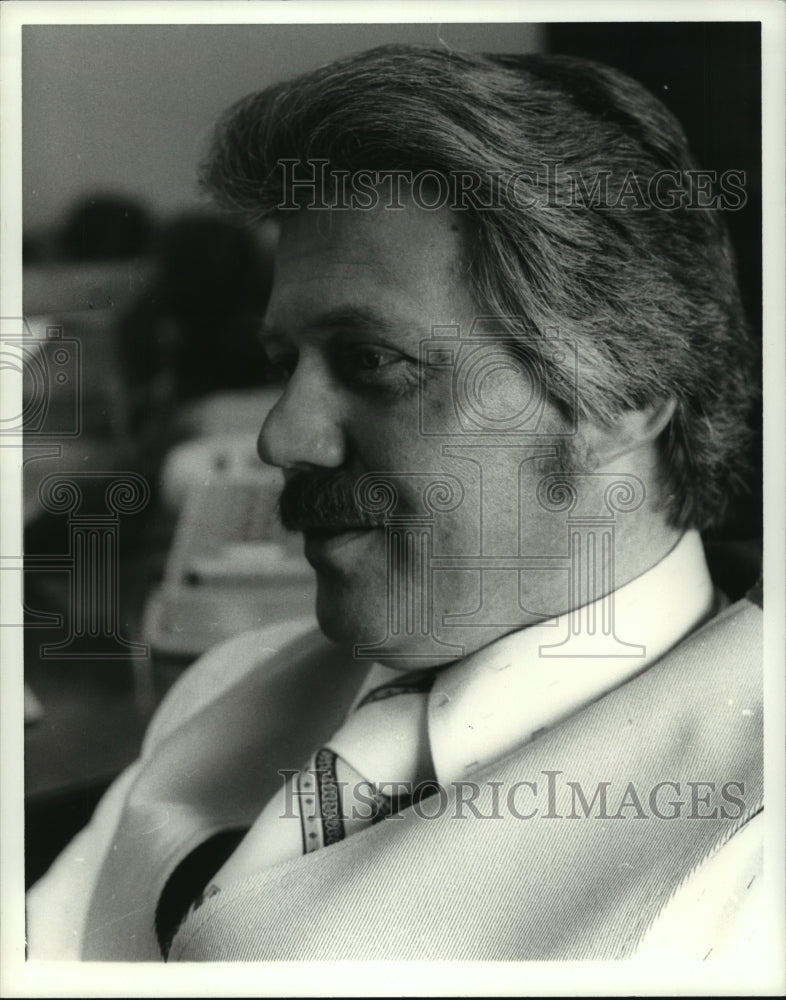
xmin=335 ymin=343 xmax=418 ymax=395
xmin=347 ymin=346 xmax=399 ymax=371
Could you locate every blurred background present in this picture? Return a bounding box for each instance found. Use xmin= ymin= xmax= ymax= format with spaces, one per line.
xmin=17 ymin=21 xmax=761 ymax=885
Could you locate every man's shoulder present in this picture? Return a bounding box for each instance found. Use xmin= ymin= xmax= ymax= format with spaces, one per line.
xmin=142 ymin=617 xmax=324 ymax=752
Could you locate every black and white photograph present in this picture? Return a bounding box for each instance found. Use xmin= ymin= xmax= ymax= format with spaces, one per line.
xmin=1 ymin=1 xmax=784 ymax=995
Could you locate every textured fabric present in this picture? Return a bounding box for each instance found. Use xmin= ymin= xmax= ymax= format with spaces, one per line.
xmin=164 ymin=530 xmax=712 ymax=950
xmin=26 ymin=550 xmax=763 ymax=962
xmin=634 ymin=810 xmax=765 ymax=962
xmin=166 ymin=597 xmax=762 ymax=961
xmin=201 ymin=670 xmax=435 ymax=902
xmin=77 ymin=625 xmax=366 ymax=960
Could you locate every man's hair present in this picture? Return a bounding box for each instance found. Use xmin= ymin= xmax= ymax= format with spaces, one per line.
xmin=201 ymin=44 xmax=757 ymax=531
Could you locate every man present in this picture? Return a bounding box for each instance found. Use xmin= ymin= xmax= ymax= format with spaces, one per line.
xmin=27 ymin=45 xmax=763 ymax=962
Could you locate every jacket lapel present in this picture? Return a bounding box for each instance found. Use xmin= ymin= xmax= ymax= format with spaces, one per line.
xmin=82 ymin=627 xmax=366 ymax=960
xmin=171 ymin=598 xmax=762 ymax=961
xmin=84 ymin=597 xmax=762 ymax=961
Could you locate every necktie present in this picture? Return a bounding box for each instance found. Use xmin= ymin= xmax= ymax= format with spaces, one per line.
xmin=157 ymin=667 xmax=436 ymax=956
xmin=208 ymin=666 xmax=437 ymax=887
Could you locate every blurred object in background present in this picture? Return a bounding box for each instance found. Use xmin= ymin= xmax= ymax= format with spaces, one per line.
xmin=23 ymin=259 xmax=152 ymax=316
xmin=143 ymin=432 xmax=314 ymax=660
xmin=177 ymin=386 xmax=282 ymax=440
xmin=22 ymin=191 xmax=158 ymax=445
xmin=23 ymin=200 xmax=287 ymax=675
xmin=153 ymin=213 xmax=271 ymax=400
xmin=21 ymin=194 xmax=158 ymax=537
xmin=159 ymin=390 xmax=281 ymax=510
xmin=24 ymin=192 xmax=156 ymax=267
xmin=24 ymin=682 xmax=46 ymax=726
xmin=56 ymin=193 xmax=155 ymax=262
xmin=116 ymin=212 xmax=275 ymax=478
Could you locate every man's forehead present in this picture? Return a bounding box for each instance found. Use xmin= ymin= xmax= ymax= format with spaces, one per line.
xmin=265 ymin=200 xmax=473 ymax=331
xmin=273 ymin=199 xmax=467 ymax=273
xmin=260 ymin=302 xmax=404 ymax=342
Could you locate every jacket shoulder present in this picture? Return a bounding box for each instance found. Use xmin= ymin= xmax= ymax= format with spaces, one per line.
xmin=142 ymin=617 xmax=319 ymax=753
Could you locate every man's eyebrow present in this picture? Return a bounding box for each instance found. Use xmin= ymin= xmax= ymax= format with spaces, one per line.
xmin=260 ymin=304 xmax=400 ymax=341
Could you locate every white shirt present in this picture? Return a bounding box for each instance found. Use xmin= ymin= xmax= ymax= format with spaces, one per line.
xmin=355 ymin=529 xmax=717 ymax=786
xmin=345 ymin=530 xmax=762 ymax=961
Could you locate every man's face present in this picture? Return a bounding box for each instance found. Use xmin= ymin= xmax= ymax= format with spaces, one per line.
xmin=258 ymin=198 xmax=574 ymax=667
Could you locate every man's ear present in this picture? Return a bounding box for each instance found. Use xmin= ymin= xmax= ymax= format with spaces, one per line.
xmin=582 ymin=398 xmax=678 ymax=467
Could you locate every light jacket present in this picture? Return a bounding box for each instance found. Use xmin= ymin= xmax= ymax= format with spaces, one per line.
xmin=27 ymin=585 xmax=762 ymax=962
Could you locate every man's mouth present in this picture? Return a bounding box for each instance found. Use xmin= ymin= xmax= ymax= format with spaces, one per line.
xmin=302 ymin=524 xmax=382 ymax=562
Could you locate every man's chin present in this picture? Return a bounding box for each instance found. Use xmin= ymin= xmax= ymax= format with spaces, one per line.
xmin=314 ymin=587 xmax=382 ymax=650
xmin=313 ymin=585 xmax=462 ymax=670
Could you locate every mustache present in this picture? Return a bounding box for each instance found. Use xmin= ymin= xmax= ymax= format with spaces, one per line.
xmin=277 ymin=470 xmax=387 ymax=532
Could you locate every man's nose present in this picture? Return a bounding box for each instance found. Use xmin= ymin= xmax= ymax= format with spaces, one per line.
xmin=257 ymin=362 xmax=347 ymax=471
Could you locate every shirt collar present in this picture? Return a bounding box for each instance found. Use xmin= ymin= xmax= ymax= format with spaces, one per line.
xmin=427 ymin=529 xmax=716 ymax=785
